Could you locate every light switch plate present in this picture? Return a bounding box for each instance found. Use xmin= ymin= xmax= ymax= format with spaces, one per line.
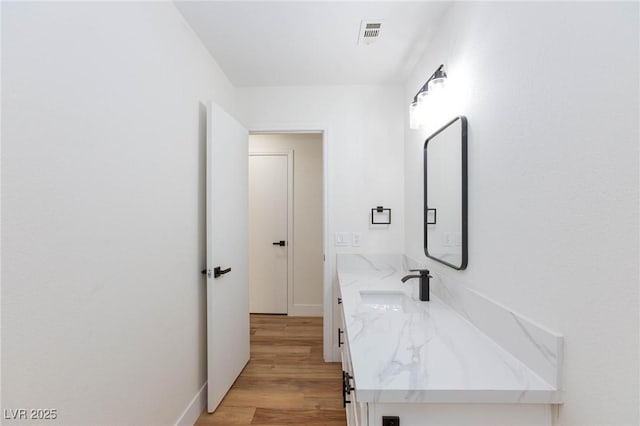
xmin=352 ymin=232 xmax=361 ymax=247
xmin=334 ymin=232 xmax=351 ymax=246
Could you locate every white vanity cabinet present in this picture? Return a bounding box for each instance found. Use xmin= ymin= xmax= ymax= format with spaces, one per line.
xmin=335 ymin=254 xmax=563 ymax=426
xmin=338 ymin=295 xmax=368 ymax=426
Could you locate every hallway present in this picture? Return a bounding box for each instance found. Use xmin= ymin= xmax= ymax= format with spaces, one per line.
xmin=195 ymin=315 xmax=346 ymax=425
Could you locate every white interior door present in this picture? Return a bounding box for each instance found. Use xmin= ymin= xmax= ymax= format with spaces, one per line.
xmin=248 ymin=153 xmax=290 ymax=314
xmin=206 ymin=101 xmax=249 ymax=412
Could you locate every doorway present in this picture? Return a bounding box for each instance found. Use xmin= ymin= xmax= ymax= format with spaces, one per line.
xmin=248 ymin=133 xmax=324 ymax=317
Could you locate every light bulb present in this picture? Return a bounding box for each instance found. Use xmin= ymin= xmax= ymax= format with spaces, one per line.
xmin=417 ymin=90 xmax=429 ymax=104
xmin=427 ymin=77 xmax=446 ymax=93
xmin=409 ymin=101 xmax=419 ymax=129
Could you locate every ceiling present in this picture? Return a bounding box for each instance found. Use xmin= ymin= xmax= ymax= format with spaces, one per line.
xmin=174 ymin=1 xmax=450 ymax=87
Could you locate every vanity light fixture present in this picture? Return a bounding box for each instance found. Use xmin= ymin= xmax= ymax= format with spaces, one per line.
xmin=409 ymin=64 xmax=447 ymax=129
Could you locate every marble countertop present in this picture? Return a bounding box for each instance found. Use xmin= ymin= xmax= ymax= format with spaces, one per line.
xmin=337 ymin=254 xmax=562 ymax=404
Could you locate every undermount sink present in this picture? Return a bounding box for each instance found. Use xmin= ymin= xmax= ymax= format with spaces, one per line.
xmin=359 ymin=291 xmax=414 ymax=313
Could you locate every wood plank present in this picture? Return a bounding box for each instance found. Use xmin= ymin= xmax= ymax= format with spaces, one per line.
xmin=251 ymin=345 xmax=311 ymax=354
xmin=252 ymin=408 xmax=346 ymax=424
xmin=303 ymin=396 xmax=345 ymax=410
xmin=196 ymin=407 xmax=256 ymax=425
xmin=232 ymin=377 xmax=341 ymax=394
xmin=222 ymin=389 xmax=305 ymax=409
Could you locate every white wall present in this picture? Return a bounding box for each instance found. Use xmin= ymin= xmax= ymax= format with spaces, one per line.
xmin=404 ymin=3 xmax=639 ymax=425
xmin=2 ymin=2 xmax=235 ymax=424
xmin=0 ymin=0 xmax=4 ymax=411
xmin=237 ymin=86 xmax=405 ymax=359
xmin=249 ymin=133 xmax=324 ymax=314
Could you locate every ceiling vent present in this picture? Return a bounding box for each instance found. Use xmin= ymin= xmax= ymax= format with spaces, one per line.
xmin=358 ymin=21 xmax=382 ymax=45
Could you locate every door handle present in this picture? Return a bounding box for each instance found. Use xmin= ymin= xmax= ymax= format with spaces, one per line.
xmin=272 ymin=240 xmax=286 ymax=246
xmin=201 ymin=269 xmax=207 ymax=275
xmin=213 ymin=266 xmax=231 ymax=278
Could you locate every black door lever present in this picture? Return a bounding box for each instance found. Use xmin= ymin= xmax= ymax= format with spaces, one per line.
xmin=213 ymin=266 xmax=231 ymax=278
xmin=272 ymin=240 xmax=286 ymax=246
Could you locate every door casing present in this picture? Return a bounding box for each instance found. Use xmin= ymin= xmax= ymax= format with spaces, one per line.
xmin=248 ymin=128 xmax=334 ymax=362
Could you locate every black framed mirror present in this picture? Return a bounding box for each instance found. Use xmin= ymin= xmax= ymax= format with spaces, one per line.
xmin=423 ymin=116 xmax=468 ymax=270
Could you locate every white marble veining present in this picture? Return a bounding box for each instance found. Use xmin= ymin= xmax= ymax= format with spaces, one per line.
xmin=405 ymin=255 xmax=564 ymax=389
xmin=337 ymin=254 xmax=563 ymax=404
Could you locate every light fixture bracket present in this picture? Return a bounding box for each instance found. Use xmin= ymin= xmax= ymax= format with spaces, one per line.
xmin=412 ymin=64 xmax=447 ymax=102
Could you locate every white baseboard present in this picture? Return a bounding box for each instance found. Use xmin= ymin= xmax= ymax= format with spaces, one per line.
xmin=288 ymin=303 xmax=323 ymax=317
xmin=175 ymin=382 xmax=207 ymax=426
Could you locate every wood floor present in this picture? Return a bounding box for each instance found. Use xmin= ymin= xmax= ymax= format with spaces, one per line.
xmin=195 ymin=314 xmax=346 ymax=426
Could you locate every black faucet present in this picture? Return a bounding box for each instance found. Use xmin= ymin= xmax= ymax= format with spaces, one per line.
xmin=401 ymin=269 xmax=432 ymax=301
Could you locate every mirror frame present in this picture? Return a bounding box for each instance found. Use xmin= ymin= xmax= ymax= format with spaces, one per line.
xmin=423 ymin=116 xmax=468 ymax=270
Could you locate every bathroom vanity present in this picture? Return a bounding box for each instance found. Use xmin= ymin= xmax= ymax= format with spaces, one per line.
xmin=336 ymin=254 xmax=563 ymax=426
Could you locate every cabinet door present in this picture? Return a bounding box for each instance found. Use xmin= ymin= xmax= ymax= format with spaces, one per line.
xmin=345 ymin=390 xmax=368 ymax=426
xmin=355 ymin=402 xmax=367 ymax=426
xmin=345 ymin=401 xmax=357 ymax=426
xmin=340 ymin=300 xmax=358 ymax=425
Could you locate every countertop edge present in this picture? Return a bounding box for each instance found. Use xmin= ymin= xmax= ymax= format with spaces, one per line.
xmin=355 ymin=389 xmax=563 ymax=404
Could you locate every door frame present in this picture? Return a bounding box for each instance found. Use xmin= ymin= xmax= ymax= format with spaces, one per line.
xmin=248 ymin=150 xmax=294 ymax=314
xmin=248 ymin=127 xmax=334 ymax=362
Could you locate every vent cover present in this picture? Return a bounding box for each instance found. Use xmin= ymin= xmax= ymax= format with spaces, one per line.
xmin=358 ymin=21 xmax=383 ymax=45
